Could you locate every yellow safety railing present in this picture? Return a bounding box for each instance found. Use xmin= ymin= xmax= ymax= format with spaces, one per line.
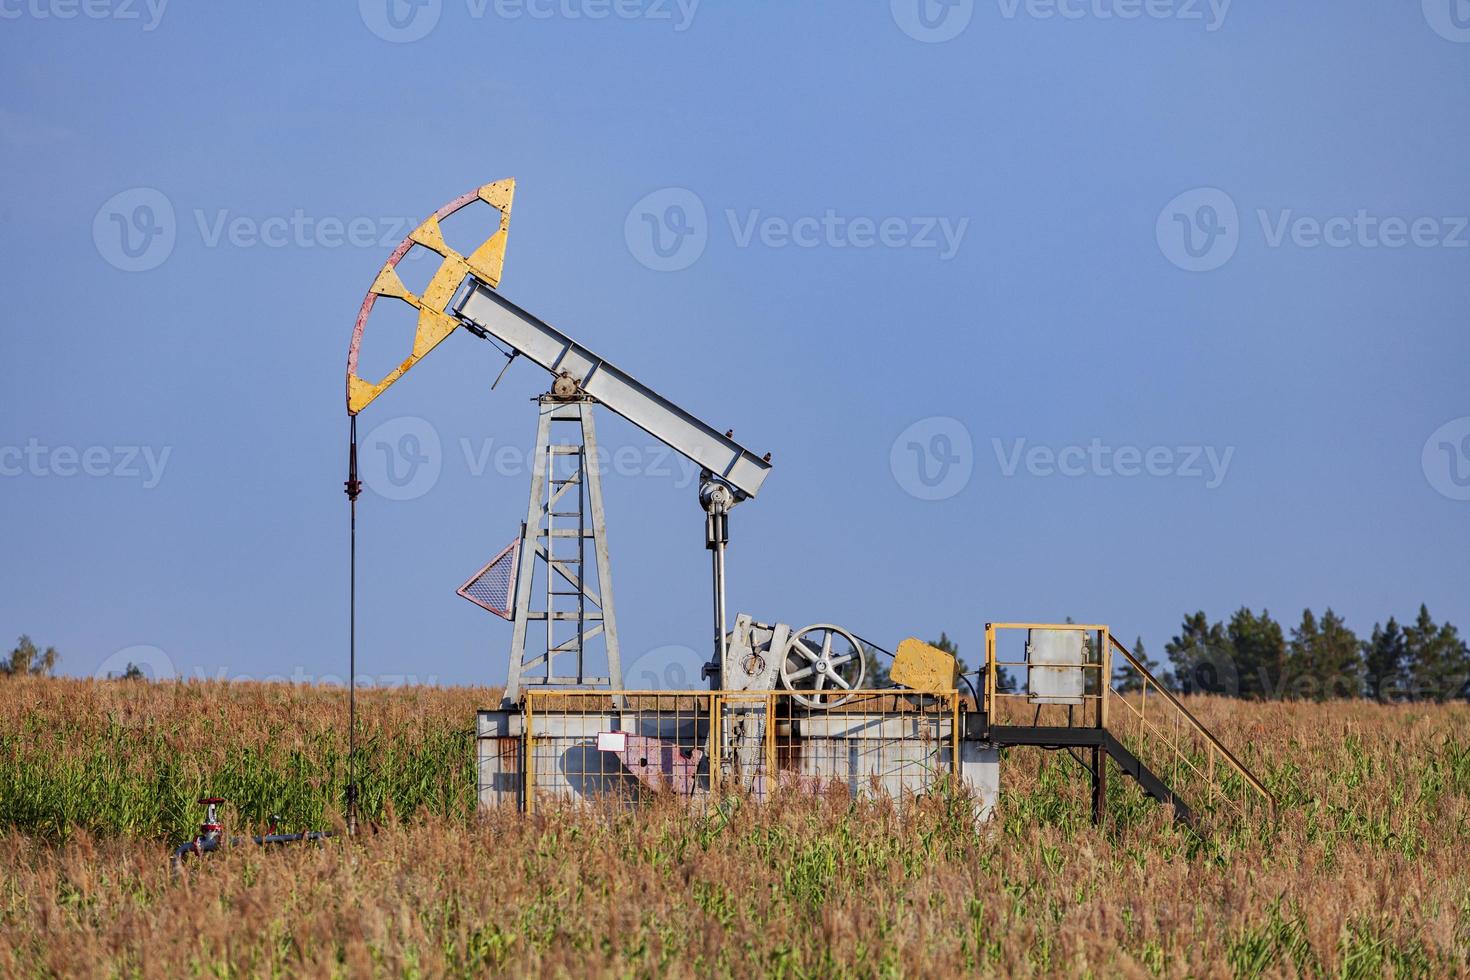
xmin=1105 ymin=635 xmax=1277 ymax=820
xmin=982 ymin=623 xmax=1276 ymax=822
xmin=519 ymin=690 xmax=961 ymax=814
xmin=984 ymin=623 xmax=1112 ymax=730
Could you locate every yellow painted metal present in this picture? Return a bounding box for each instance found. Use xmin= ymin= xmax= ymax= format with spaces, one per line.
xmin=346 ymin=177 xmax=515 ymax=415
xmin=984 ymin=625 xmax=996 ymax=719
xmin=951 ymin=692 xmax=961 ymax=778
xmin=765 ymin=692 xmax=776 ymax=793
xmin=891 ymin=637 xmax=959 ymax=692
xmin=523 ymin=691 xmax=535 ymax=816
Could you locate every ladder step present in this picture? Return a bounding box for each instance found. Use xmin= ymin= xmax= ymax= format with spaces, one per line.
xmin=526 ymin=612 xmax=605 ymax=621
xmin=540 ymin=529 xmax=594 ymax=538
xmin=548 ymin=511 xmax=582 ymax=518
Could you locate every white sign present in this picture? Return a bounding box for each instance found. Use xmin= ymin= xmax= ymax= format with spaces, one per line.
xmin=596 ymin=731 xmax=627 ymax=753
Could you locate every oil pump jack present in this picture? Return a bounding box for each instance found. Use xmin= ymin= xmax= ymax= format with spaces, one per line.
xmin=345 ymin=178 xmax=868 ymax=712
xmin=343 ymin=179 xmax=1276 ymax=828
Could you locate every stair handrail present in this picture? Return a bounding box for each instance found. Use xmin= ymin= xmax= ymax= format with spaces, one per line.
xmin=1107 ymin=634 xmax=1278 ymax=816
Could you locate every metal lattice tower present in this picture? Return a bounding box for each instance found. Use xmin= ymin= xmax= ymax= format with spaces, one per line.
xmin=503 ymin=395 xmax=622 ymax=705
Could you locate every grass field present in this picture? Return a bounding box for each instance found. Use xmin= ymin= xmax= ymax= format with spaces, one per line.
xmin=2 ymin=677 xmax=1468 ymax=977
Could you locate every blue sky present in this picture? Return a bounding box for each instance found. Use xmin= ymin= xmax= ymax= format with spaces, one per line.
xmin=2 ymin=1 xmax=1467 ymax=688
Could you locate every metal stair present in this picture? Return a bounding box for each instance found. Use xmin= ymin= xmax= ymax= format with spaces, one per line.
xmin=1102 ymin=730 xmax=1194 ymax=827
xmin=983 ymin=623 xmax=1276 ymax=828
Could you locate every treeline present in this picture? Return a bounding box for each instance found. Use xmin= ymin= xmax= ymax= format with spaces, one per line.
xmin=1128 ymin=605 xmax=1470 ymax=703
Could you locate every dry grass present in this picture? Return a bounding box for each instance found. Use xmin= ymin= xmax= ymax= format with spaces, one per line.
xmin=1 ymin=678 xmax=1468 ymax=977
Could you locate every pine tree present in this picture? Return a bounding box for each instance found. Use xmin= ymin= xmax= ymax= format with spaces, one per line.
xmin=1165 ymin=612 xmax=1238 ymax=696
xmin=1284 ymin=609 xmax=1320 ymax=700
xmin=1226 ymin=607 xmax=1287 ymax=700
xmin=1404 ymin=605 xmax=1470 ymax=703
xmin=1316 ymin=609 xmax=1363 ymax=700
xmin=862 ymin=642 xmax=891 ymax=688
xmin=1285 ymin=609 xmax=1362 ymax=701
xmin=1362 ymin=618 xmax=1408 ymax=702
